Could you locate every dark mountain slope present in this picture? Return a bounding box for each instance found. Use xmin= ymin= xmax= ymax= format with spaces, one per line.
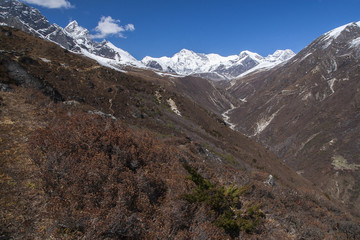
xmin=226 ymin=22 xmax=360 ymax=216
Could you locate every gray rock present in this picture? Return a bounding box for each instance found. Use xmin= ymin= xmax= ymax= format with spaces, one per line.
xmin=264 ymin=174 xmax=275 ymax=186
xmin=0 ymin=83 xmax=13 ymax=92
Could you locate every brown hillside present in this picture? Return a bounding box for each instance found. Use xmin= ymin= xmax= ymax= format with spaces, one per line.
xmin=0 ymin=26 xmax=359 ymax=239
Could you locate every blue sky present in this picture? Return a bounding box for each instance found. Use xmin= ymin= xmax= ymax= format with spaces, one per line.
xmin=22 ymin=0 xmax=360 ymax=60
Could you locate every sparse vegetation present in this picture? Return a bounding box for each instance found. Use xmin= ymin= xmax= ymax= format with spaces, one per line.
xmin=204 ymin=144 xmax=238 ymax=165
xmin=182 ymin=164 xmax=264 ymax=236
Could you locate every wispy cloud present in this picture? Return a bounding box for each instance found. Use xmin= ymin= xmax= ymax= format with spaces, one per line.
xmin=91 ymin=16 xmax=135 ymax=39
xmin=22 ymin=0 xmax=73 ymax=9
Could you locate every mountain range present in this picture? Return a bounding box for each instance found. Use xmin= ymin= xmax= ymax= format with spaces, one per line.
xmin=0 ymin=0 xmax=294 ymax=80
xmin=142 ymin=49 xmax=295 ymax=80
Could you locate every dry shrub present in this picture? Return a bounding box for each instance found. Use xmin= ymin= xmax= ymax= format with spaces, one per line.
xmin=29 ymin=113 xmax=173 ymax=238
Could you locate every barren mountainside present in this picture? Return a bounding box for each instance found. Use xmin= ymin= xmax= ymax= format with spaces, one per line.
xmin=226 ymin=21 xmax=360 ymax=217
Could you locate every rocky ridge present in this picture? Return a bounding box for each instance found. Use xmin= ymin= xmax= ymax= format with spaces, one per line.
xmin=0 ymin=0 xmax=144 ymax=69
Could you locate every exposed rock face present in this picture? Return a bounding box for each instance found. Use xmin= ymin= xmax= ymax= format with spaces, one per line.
xmin=0 ymin=0 xmax=144 ymax=68
xmin=226 ymin=21 xmax=360 ymax=216
xmin=1 ymin=53 xmax=63 ymax=102
xmin=0 ymin=0 xmax=50 ymax=34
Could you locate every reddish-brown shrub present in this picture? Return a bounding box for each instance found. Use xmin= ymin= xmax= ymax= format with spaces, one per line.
xmin=29 ymin=113 xmax=173 ymax=238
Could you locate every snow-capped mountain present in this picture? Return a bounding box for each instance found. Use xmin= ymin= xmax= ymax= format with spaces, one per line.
xmin=142 ymin=49 xmax=295 ymax=80
xmin=318 ymin=21 xmax=360 ymax=50
xmin=0 ymin=0 xmax=144 ymax=69
xmin=0 ymin=0 xmax=294 ymax=80
xmin=62 ymin=20 xmax=144 ymax=68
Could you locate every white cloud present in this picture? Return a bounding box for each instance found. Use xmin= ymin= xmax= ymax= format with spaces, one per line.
xmin=125 ymin=24 xmax=135 ymax=32
xmin=91 ymin=16 xmax=135 ymax=39
xmin=22 ymin=0 xmax=73 ymax=9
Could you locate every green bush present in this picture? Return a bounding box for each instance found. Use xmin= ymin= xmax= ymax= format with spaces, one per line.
xmin=182 ymin=164 xmax=264 ymax=236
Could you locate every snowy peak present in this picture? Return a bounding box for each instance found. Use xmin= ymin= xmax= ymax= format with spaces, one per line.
xmin=177 ymin=48 xmax=195 ymax=55
xmin=142 ymin=49 xmax=295 ymax=80
xmin=265 ymin=49 xmax=295 ymax=62
xmin=238 ymin=50 xmax=263 ymax=61
xmin=64 ymin=20 xmax=90 ymax=39
xmin=323 ymin=21 xmax=360 ymax=41
xmin=316 ymin=21 xmax=360 ymax=50
xmin=0 ymin=0 xmax=144 ymax=70
xmin=65 ymin=20 xmax=79 ymax=30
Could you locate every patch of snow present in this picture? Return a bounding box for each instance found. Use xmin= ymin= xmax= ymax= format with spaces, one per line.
xmin=81 ymin=50 xmax=127 ymax=73
xmin=350 ymin=36 xmax=360 ymax=48
xmin=167 ymin=98 xmax=181 ymax=116
xmin=323 ymin=24 xmax=349 ymax=41
xmin=300 ymin=53 xmax=312 ymax=62
xmin=321 ymin=21 xmax=360 ymax=49
xmin=155 ymin=72 xmax=182 ymax=78
xmin=40 ymin=57 xmax=51 ymax=63
xmin=104 ymin=41 xmax=145 ymax=68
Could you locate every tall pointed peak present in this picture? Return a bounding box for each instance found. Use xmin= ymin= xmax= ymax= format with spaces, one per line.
xmin=64 ymin=20 xmax=90 ymax=39
xmin=65 ymin=20 xmax=79 ymax=29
